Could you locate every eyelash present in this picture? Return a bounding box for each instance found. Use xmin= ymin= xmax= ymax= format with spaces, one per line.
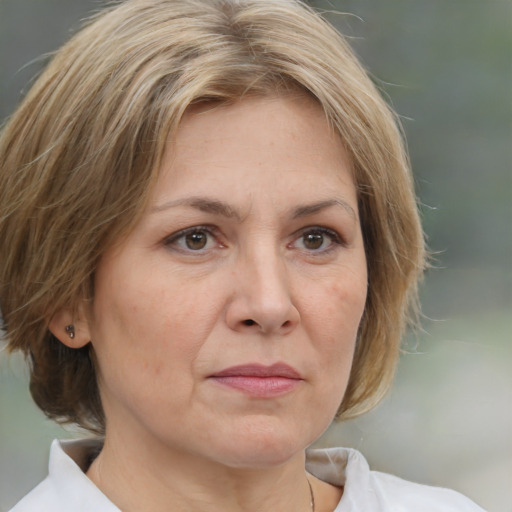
xmin=163 ymin=225 xmax=222 ymax=254
xmin=163 ymin=225 xmax=344 ymax=255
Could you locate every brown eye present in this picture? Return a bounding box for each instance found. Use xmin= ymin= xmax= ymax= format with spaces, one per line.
xmin=303 ymin=232 xmax=324 ymax=250
xmin=166 ymin=226 xmax=217 ymax=253
xmin=291 ymin=227 xmax=342 ymax=253
xmin=185 ymin=231 xmax=208 ymax=250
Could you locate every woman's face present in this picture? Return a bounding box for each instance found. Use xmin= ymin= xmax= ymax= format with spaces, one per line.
xmin=85 ymin=95 xmax=368 ymax=468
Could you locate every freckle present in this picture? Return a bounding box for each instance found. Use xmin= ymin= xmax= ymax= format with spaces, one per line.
xmin=153 ymin=361 xmax=164 ymax=375
xmin=329 ymin=284 xmax=341 ymax=296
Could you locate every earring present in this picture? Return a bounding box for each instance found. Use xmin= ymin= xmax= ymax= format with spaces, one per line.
xmin=65 ymin=324 xmax=75 ymax=339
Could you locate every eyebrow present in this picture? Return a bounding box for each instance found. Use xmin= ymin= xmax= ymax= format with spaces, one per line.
xmin=292 ymin=199 xmax=356 ymax=221
xmin=151 ymin=197 xmax=242 ymax=220
xmin=151 ymin=196 xmax=356 ymax=221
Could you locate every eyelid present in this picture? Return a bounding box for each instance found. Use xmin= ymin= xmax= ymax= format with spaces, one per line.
xmin=289 ymin=225 xmax=346 ymax=252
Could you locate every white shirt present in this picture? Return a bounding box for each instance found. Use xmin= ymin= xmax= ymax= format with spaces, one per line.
xmin=9 ymin=439 xmax=486 ymax=511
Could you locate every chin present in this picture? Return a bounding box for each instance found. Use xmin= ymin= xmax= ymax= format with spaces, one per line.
xmin=207 ymin=417 xmax=321 ymax=469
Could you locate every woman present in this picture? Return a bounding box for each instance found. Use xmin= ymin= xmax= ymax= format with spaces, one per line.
xmin=0 ymin=0 xmax=484 ymax=510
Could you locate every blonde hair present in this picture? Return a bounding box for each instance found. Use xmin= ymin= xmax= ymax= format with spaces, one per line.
xmin=0 ymin=0 xmax=425 ymax=433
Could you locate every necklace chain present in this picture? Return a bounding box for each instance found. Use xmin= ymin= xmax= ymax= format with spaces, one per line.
xmin=307 ymin=477 xmax=315 ymax=512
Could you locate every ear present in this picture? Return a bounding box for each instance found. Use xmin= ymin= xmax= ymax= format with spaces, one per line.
xmin=48 ymin=308 xmax=91 ymax=349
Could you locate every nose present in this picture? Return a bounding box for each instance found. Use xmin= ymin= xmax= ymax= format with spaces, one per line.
xmin=225 ymin=247 xmax=300 ymax=336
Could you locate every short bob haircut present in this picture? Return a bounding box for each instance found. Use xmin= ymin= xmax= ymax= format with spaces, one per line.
xmin=0 ymin=0 xmax=425 ymax=434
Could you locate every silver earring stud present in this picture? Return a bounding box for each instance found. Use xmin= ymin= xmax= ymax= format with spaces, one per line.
xmin=65 ymin=324 xmax=75 ymax=339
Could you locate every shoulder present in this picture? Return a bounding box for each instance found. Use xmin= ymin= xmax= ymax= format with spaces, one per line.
xmin=368 ymin=469 xmax=486 ymax=511
xmin=306 ymin=447 xmax=486 ymax=512
xmin=8 ymin=477 xmax=56 ymax=512
xmin=7 ymin=439 xmax=119 ymax=512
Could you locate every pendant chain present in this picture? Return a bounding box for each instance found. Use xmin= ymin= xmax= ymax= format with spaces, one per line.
xmin=307 ymin=477 xmax=315 ymax=512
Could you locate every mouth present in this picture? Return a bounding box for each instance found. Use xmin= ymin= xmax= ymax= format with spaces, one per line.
xmin=209 ymin=363 xmax=304 ymax=398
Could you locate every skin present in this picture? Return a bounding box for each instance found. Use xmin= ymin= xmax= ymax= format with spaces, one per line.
xmin=54 ymin=94 xmax=368 ymax=512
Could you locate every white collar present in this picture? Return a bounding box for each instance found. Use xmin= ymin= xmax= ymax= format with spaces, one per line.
xmin=10 ymin=439 xmax=484 ymax=512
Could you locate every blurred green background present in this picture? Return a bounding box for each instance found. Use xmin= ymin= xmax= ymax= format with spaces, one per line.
xmin=1 ymin=1 xmax=510 ymax=511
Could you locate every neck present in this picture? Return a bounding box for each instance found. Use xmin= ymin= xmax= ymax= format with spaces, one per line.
xmin=86 ymin=429 xmax=314 ymax=512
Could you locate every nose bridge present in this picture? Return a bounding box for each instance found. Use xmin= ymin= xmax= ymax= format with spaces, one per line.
xmin=247 ymin=241 xmax=288 ymax=306
xmin=229 ymin=236 xmax=299 ymax=334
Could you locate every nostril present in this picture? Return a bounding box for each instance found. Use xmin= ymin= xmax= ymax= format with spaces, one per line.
xmin=243 ymin=319 xmax=256 ymax=326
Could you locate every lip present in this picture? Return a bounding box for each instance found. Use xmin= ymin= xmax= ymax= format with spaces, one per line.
xmin=209 ymin=363 xmax=304 ymax=398
xmin=212 ymin=363 xmax=303 ymax=379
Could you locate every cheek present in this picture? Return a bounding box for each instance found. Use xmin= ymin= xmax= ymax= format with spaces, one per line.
xmin=314 ymin=276 xmax=367 ymax=339
xmin=306 ymin=273 xmax=367 ymax=382
xmin=91 ymin=268 xmax=226 ymax=374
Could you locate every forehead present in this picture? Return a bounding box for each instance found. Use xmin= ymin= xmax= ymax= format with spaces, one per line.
xmin=178 ymin=93 xmax=339 ymax=149
xmin=153 ymin=94 xmax=355 ymax=202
